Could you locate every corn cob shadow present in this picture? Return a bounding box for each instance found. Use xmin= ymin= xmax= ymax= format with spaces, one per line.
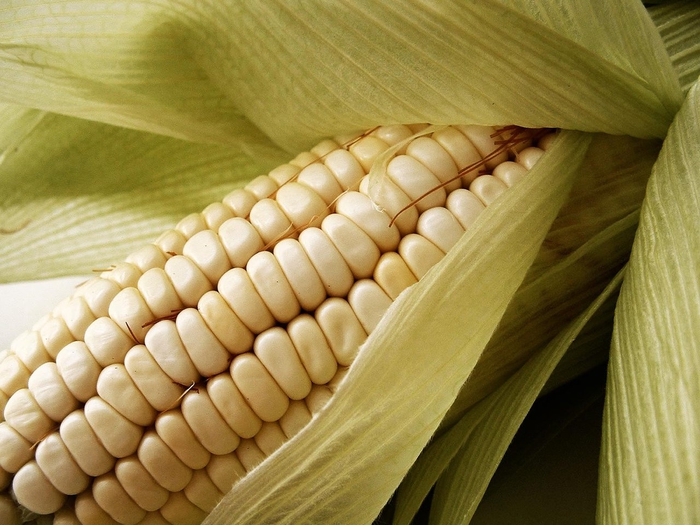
xmin=0 ymin=123 xmax=554 ymax=525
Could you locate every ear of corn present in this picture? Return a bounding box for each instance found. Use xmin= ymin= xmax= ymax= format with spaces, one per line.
xmin=0 ymin=123 xmax=558 ymax=525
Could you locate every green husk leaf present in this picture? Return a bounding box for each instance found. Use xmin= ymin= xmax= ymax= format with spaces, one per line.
xmin=649 ymin=1 xmax=700 ymax=94
xmin=0 ymin=1 xmax=680 ymax=153
xmin=0 ymin=2 xmax=272 ymax=147
xmin=470 ymin=366 xmax=607 ymax=525
xmin=428 ymin=271 xmax=623 ymax=525
xmin=192 ymin=0 xmax=678 ymax=149
xmin=392 ymin=270 xmax=623 ymax=525
xmin=443 ymin=134 xmax=660 ymax=426
xmin=0 ymin=108 xmax=286 ymax=282
xmin=202 ymin=132 xmax=589 ymax=525
xmin=597 ymin=80 xmax=700 ymax=523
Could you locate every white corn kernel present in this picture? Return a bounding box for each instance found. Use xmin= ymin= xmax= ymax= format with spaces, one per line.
xmin=0 ymin=355 xmax=30 ymax=398
xmin=207 ymin=373 xmax=262 ymax=439
xmin=164 ymin=255 xmax=213 ymax=308
xmin=310 ymin=138 xmax=340 ymax=158
xmin=249 ymin=198 xmax=294 ymax=247
xmin=0 ymin=391 xmax=7 ymax=420
xmin=160 ymin=491 xmax=207 ymax=525
xmin=348 ymin=135 xmax=389 ymax=173
xmin=275 ymin=181 xmax=329 ymax=230
xmin=287 ymin=314 xmax=338 ymax=385
xmin=244 ymin=174 xmax=278 ymax=200
xmin=398 ymin=234 xmax=445 ymax=280
xmin=60 ymin=410 xmax=115 ymax=477
xmin=279 ymin=400 xmax=312 ymax=439
xmin=144 ymin=319 xmax=200 ymax=386
xmin=108 ymin=286 xmax=155 ymax=343
xmin=61 ymin=296 xmax=96 ymax=340
xmin=97 ymin=364 xmax=157 ymax=426
xmin=154 ymin=229 xmax=186 ymax=256
xmin=247 ymin=251 xmax=301 ymax=324
xmin=493 ymin=160 xmax=527 ymax=187
xmin=155 ymin=410 xmax=211 ymax=470
xmin=84 ymin=316 xmax=133 ymax=367
xmin=469 ymin=174 xmax=509 ymax=205
xmin=323 ymin=148 xmax=365 ymax=190
xmin=218 ymin=268 xmax=275 ymax=334
xmin=218 ymin=217 xmax=265 ymax=268
xmin=39 ymin=316 xmax=74 ymax=359
xmin=305 ymin=384 xmax=333 ymax=415
xmin=0 ymin=423 xmax=33 ymax=473
xmin=28 ymin=362 xmax=79 ymax=422
xmin=115 ymin=456 xmax=170 ymax=512
xmin=0 ymin=493 xmax=20 ymax=525
xmin=373 ymin=252 xmax=418 ymax=300
xmin=181 ymin=388 xmax=240 ymax=455
xmin=516 ymin=146 xmax=545 ymax=169
xmin=125 ymin=244 xmax=167 ymax=273
xmin=335 ymin=191 xmax=401 ymax=252
xmin=182 ymin=229 xmax=230 ymax=284
xmin=201 ymin=202 xmax=233 ymax=231
xmin=387 ymin=154 xmax=446 ymax=212
xmin=407 ymin=136 xmax=461 ymax=192
xmin=235 ymin=439 xmax=266 ymax=472
xmin=254 ymin=421 xmax=287 ymax=456
xmin=206 ymin=453 xmax=246 ymax=494
xmin=184 ymin=469 xmax=223 ymax=513
xmin=55 ymin=341 xmax=101 ymax=402
xmin=75 ymin=491 xmax=120 ymax=525
xmin=315 ymin=298 xmax=367 ymax=366
xmin=35 ymin=431 xmax=90 ymax=495
xmin=124 ymin=344 xmax=185 ymax=412
xmin=322 ymin=213 xmax=381 ymax=279
xmin=230 ymin=353 xmax=289 ymax=423
xmin=177 ymin=308 xmax=231 ymax=377
xmin=445 ymin=188 xmax=486 ymax=230
xmin=52 ymin=506 xmax=80 ymax=525
xmin=296 ymin=163 xmax=343 ymax=205
xmin=298 ymin=227 xmax=354 ymax=297
xmin=361 ymin=176 xmax=419 ymax=236
xmin=176 ymin=213 xmax=207 ymax=240
xmin=431 ymin=127 xmax=483 ymax=185
xmin=372 ymin=124 xmax=413 ymax=148
xmin=268 ymin=163 xmax=301 ymax=186
xmin=10 ymin=331 xmax=51 ymax=372
xmin=457 ymin=125 xmax=508 ymax=169
xmin=138 ymin=430 xmax=193 ymax=492
xmin=79 ymin=278 xmax=121 ymax=318
xmin=4 ymin=388 xmax=54 ymax=442
xmin=290 ymin=150 xmax=320 ymax=168
xmin=84 ymin=396 xmax=143 ymax=458
xmin=92 ymin=471 xmax=147 ymax=525
xmin=13 ymin=460 xmax=66 ymax=515
xmin=138 ymin=267 xmax=184 ymax=319
xmin=103 ymin=262 xmax=142 ymax=289
xmin=348 ymin=279 xmax=393 ymax=334
xmin=198 ymin=291 xmax=254 ymax=356
xmin=273 ymin=239 xmax=327 ymax=312
xmin=538 ymin=132 xmax=558 ymax=150
xmin=222 ymin=188 xmax=257 ymax=218
xmin=255 ymin=327 xmax=312 ymax=401
xmin=0 ymin=468 xmax=8 ymax=491
xmin=416 ymin=207 xmax=465 ymax=253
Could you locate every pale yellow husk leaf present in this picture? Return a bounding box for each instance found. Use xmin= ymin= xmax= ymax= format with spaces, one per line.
xmin=597 ymin=79 xmax=700 ymax=524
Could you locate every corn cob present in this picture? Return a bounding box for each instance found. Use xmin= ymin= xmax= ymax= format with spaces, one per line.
xmin=0 ymin=123 xmax=554 ymax=525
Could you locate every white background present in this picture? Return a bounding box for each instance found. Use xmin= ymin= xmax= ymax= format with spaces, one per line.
xmin=0 ymin=276 xmax=89 ymax=349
